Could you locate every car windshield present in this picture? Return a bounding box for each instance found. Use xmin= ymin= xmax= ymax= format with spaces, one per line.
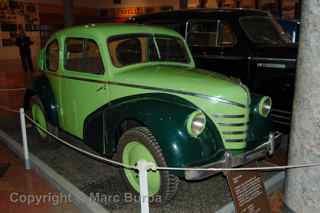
xmin=239 ymin=16 xmax=292 ymax=46
xmin=108 ymin=34 xmax=190 ymax=68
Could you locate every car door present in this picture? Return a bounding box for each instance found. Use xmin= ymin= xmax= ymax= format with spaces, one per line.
xmin=186 ymin=19 xmax=249 ymax=81
xmin=60 ymin=37 xmax=108 ymax=139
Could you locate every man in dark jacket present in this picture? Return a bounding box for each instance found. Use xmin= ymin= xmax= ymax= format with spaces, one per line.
xmin=15 ymin=31 xmax=34 ymax=72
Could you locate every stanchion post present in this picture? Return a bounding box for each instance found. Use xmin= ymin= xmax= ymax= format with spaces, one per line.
xmin=19 ymin=108 xmax=31 ymax=170
xmin=137 ymin=160 xmax=153 ymax=213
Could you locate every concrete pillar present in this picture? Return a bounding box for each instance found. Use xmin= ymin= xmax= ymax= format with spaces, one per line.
xmin=64 ymin=0 xmax=74 ymax=27
xmin=285 ymin=1 xmax=320 ymax=212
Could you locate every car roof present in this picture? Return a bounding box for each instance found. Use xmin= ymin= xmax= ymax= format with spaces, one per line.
xmin=131 ymin=8 xmax=269 ymax=22
xmin=52 ymin=23 xmax=183 ymax=39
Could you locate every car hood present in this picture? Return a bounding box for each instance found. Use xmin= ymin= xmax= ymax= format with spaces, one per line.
xmin=112 ymin=64 xmax=248 ymax=106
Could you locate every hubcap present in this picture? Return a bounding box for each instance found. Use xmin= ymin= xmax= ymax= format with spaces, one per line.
xmin=122 ymin=141 xmax=161 ymax=196
xmin=31 ymin=103 xmax=47 ymax=138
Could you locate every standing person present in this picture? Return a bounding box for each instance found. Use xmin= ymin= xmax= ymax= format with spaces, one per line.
xmin=15 ymin=30 xmax=34 ymax=73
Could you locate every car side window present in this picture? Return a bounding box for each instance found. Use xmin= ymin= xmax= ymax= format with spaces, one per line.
xmin=187 ymin=21 xmax=219 ymax=47
xmin=220 ymin=22 xmax=237 ymax=47
xmin=46 ymin=40 xmax=59 ymax=71
xmin=64 ymin=38 xmax=104 ymax=74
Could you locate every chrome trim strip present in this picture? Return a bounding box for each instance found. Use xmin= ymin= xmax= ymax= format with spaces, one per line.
xmin=225 ymin=139 xmax=245 ymax=143
xmin=272 ymin=120 xmax=291 ymax=126
xmin=218 ymin=122 xmax=247 ymax=127
xmin=212 ymin=114 xmax=245 ymax=118
xmin=222 ymin=131 xmax=245 ymax=135
xmin=271 ymin=109 xmax=292 ymax=115
xmin=45 ymin=72 xmax=247 ymax=108
xmin=257 ymin=63 xmax=286 ymax=69
xmin=251 ymin=57 xmax=296 ymax=62
xmin=271 ymin=114 xmax=291 ymax=120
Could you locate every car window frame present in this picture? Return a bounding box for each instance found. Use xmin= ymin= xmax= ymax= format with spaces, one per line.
xmin=45 ymin=39 xmax=59 ymax=72
xmin=63 ymin=37 xmax=105 ymax=75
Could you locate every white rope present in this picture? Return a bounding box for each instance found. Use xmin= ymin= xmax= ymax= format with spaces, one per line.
xmin=1 ymin=104 xmax=320 ymax=173
xmin=24 ymin=114 xmax=137 ymax=170
xmin=0 ymin=105 xmax=20 ymax=113
xmin=25 ymin=112 xmax=320 ymax=172
xmin=0 ymin=88 xmax=26 ymax=92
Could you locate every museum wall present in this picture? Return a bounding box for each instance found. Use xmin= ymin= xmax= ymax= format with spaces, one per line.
xmin=0 ymin=0 xmax=40 ymax=60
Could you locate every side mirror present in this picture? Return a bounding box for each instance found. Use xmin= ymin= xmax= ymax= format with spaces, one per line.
xmin=36 ymin=48 xmax=45 ymax=71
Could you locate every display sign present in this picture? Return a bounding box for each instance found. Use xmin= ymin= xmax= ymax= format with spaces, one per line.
xmin=116 ymin=7 xmax=144 ymax=17
xmin=226 ymin=168 xmax=270 ymax=213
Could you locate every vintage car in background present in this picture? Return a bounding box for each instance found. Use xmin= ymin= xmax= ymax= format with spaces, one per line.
xmin=25 ymin=24 xmax=278 ymax=203
xmin=130 ymin=9 xmax=298 ymax=133
xmin=278 ymin=19 xmax=300 ymax=44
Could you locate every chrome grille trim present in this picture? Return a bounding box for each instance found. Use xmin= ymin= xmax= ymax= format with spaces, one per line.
xmin=212 ymin=114 xmax=245 ymax=118
xmin=222 ymin=131 xmax=246 ymax=135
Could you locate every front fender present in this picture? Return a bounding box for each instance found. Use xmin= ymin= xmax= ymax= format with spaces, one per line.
xmin=104 ymin=93 xmax=225 ymax=176
xmin=26 ymin=74 xmax=59 ymax=126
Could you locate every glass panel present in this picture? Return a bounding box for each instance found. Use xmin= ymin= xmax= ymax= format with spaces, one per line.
xmin=46 ymin=40 xmax=59 ymax=71
xmin=221 ymin=22 xmax=237 ymax=47
xmin=188 ymin=21 xmax=218 ymax=47
xmin=108 ymin=35 xmax=158 ymax=67
xmin=65 ymin=38 xmax=104 ymax=74
xmin=108 ymin=34 xmax=190 ymax=68
xmin=156 ymin=36 xmax=189 ymax=63
xmin=239 ymin=16 xmax=291 ymax=46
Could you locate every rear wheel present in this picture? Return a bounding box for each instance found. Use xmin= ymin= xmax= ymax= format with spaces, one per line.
xmin=30 ymin=96 xmax=57 ymax=142
xmin=115 ymin=127 xmax=179 ymax=204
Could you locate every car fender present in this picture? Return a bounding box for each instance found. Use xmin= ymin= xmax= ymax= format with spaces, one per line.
xmin=25 ymin=74 xmax=59 ymax=126
xmin=84 ymin=93 xmax=225 ymax=176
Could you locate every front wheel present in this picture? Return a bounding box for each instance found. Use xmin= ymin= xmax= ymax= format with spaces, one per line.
xmin=29 ymin=96 xmax=57 ymax=142
xmin=115 ymin=127 xmax=179 ymax=205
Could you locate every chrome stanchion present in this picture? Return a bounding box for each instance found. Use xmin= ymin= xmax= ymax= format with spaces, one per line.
xmin=19 ymin=108 xmax=31 ymax=170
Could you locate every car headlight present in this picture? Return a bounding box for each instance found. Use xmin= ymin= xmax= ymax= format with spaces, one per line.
xmin=259 ymin=96 xmax=272 ymax=117
xmin=187 ymin=111 xmax=206 ymax=138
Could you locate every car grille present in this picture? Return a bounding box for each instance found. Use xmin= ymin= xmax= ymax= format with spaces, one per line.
xmin=213 ymin=110 xmax=249 ymax=149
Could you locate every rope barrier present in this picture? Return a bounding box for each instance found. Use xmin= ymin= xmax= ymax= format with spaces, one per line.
xmin=0 ymin=88 xmax=26 ymax=92
xmin=24 ymin=114 xmax=137 ymax=170
xmin=0 ymin=105 xmax=20 ymax=113
xmin=1 ymin=104 xmax=320 ymax=172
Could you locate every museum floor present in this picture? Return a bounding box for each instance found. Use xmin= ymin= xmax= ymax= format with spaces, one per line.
xmin=0 ymin=143 xmax=80 ymax=213
xmin=0 ymin=60 xmax=79 ymax=213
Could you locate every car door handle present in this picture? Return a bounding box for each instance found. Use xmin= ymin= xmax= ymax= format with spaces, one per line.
xmin=96 ymin=84 xmax=106 ymax=92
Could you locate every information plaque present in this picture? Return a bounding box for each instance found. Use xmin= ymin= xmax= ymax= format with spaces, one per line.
xmin=226 ymin=168 xmax=271 ymax=213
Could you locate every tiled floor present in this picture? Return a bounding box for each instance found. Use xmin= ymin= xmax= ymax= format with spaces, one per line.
xmin=0 ymin=143 xmax=81 ymax=213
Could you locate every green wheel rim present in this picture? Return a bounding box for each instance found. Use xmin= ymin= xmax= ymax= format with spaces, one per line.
xmin=122 ymin=141 xmax=161 ymax=196
xmin=31 ymin=103 xmax=47 ymax=138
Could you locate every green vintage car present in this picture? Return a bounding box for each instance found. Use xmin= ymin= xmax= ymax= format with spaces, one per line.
xmin=25 ymin=23 xmax=278 ymax=203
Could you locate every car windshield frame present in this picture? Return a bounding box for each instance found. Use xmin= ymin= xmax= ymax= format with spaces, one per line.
xmin=239 ymin=15 xmax=292 ymax=46
xmin=107 ymin=33 xmax=191 ymax=68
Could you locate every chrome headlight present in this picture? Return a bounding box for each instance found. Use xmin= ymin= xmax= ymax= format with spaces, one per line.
xmin=187 ymin=111 xmax=206 ymax=138
xmin=259 ymin=96 xmax=272 ymax=117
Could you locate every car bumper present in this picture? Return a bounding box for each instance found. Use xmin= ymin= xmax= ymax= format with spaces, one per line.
xmin=185 ymin=132 xmax=281 ymax=180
